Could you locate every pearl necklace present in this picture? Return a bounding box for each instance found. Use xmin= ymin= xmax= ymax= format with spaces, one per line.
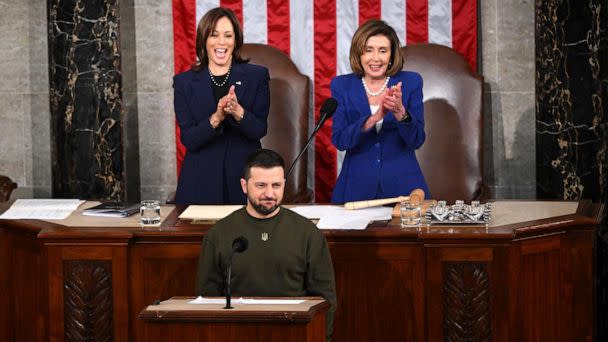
xmin=209 ymin=64 xmax=232 ymax=87
xmin=362 ymin=76 xmax=390 ymax=97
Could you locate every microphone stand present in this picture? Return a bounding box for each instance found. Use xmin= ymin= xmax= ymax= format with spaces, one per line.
xmin=285 ymin=130 xmax=316 ymax=180
xmin=224 ymin=260 xmax=234 ymax=309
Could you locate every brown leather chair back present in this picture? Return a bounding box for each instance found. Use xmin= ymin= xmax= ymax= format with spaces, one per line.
xmin=402 ymin=44 xmax=484 ymax=203
xmin=0 ymin=175 xmax=17 ymax=202
xmin=241 ymin=44 xmax=312 ymax=202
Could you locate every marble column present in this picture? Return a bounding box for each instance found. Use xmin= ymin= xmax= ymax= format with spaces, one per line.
xmin=535 ymin=0 xmax=607 ymax=202
xmin=48 ymin=0 xmax=139 ymax=201
xmin=535 ymin=0 xmax=607 ymax=338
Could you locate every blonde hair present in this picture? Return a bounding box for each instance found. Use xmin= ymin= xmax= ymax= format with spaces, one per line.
xmin=349 ymin=20 xmax=404 ymax=76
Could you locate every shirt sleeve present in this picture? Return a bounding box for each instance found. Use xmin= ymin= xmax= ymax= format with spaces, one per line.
xmin=174 ymin=75 xmax=222 ymax=152
xmin=196 ymin=230 xmax=225 ymax=296
xmin=330 ymin=77 xmax=375 ymax=151
xmin=305 ymin=229 xmax=337 ymax=342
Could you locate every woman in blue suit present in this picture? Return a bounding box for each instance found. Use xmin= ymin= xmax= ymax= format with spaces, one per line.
xmin=174 ymin=7 xmax=270 ymax=205
xmin=331 ymin=20 xmax=429 ymax=204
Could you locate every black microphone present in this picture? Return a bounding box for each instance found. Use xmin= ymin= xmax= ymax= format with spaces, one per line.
xmin=286 ymin=98 xmax=338 ymax=180
xmin=224 ymin=236 xmax=248 ymax=309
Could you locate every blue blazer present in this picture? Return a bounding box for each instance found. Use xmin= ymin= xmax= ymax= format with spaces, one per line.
xmin=330 ymin=71 xmax=430 ymax=204
xmin=173 ymin=63 xmax=270 ymax=205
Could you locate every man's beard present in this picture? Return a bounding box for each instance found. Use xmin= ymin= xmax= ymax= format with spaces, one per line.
xmin=249 ymin=197 xmax=281 ymax=216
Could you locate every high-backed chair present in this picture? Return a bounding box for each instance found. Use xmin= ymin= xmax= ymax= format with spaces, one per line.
xmin=241 ymin=44 xmax=312 ymax=203
xmin=0 ymin=175 xmax=17 ymax=202
xmin=402 ymin=44 xmax=484 ymax=203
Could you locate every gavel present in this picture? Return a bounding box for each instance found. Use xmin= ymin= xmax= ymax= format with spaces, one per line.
xmin=344 ymin=189 xmax=425 ymax=210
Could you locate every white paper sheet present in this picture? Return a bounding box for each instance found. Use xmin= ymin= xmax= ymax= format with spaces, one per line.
xmin=188 ymin=296 xmax=304 ymax=305
xmin=290 ymin=205 xmax=393 ymax=230
xmin=0 ymin=199 xmax=84 ymax=220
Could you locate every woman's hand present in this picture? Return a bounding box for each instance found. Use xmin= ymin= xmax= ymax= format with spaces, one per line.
xmin=224 ymin=85 xmax=245 ymax=122
xmin=209 ymin=96 xmax=228 ymax=129
xmin=383 ymin=82 xmax=407 ymax=121
xmin=363 ymin=93 xmax=389 ymax=131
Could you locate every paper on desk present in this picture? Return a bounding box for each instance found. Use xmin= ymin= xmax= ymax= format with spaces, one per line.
xmin=188 ymin=296 xmax=304 ymax=305
xmin=290 ymin=205 xmax=393 ymax=230
xmin=179 ymin=205 xmax=243 ymax=221
xmin=0 ymin=199 xmax=84 ymax=220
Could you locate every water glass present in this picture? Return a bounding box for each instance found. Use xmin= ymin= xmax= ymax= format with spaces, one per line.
xmin=140 ymin=200 xmax=161 ymax=225
xmin=400 ymin=200 xmax=421 ymax=227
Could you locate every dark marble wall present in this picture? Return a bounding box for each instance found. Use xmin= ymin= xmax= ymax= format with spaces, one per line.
xmin=535 ymin=0 xmax=608 ymax=338
xmin=536 ymin=0 xmax=607 ymax=202
xmin=48 ymin=0 xmax=138 ymax=201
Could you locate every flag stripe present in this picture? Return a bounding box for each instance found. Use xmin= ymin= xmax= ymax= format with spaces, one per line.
xmin=359 ymin=0 xmax=381 ymax=24
xmin=382 ymin=0 xmax=406 ymax=45
xmin=406 ymin=0 xmax=428 ymax=44
xmin=428 ymin=0 xmax=452 ymax=46
xmin=452 ymin=0 xmax=477 ymax=70
xmin=220 ymin=0 xmax=243 ymax=26
xmin=314 ymin=0 xmax=337 ymax=202
xmin=172 ymin=0 xmax=197 ymax=176
xmin=243 ymin=0 xmax=267 ymax=44
xmin=196 ymin=0 xmax=219 ymax=28
xmin=267 ymin=0 xmax=290 ymax=55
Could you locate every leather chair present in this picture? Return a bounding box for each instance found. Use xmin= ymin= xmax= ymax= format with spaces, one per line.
xmin=0 ymin=175 xmax=17 ymax=202
xmin=401 ymin=44 xmax=484 ymax=203
xmin=241 ymin=44 xmax=312 ymax=203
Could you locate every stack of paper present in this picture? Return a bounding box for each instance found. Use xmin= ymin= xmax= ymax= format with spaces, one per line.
xmin=0 ymin=199 xmax=84 ymax=220
xmin=188 ymin=296 xmax=304 ymax=305
xmin=290 ymin=205 xmax=392 ymax=230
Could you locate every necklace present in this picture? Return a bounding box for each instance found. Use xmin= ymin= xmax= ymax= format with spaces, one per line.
xmin=362 ymin=76 xmax=390 ymax=97
xmin=209 ymin=64 xmax=232 ymax=87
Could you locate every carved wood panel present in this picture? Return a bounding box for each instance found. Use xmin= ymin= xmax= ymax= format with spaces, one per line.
xmin=63 ymin=260 xmax=113 ymax=342
xmin=443 ymin=262 xmax=490 ymax=342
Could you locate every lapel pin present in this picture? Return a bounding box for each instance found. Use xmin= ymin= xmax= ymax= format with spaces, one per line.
xmin=235 ymin=81 xmax=242 ymax=85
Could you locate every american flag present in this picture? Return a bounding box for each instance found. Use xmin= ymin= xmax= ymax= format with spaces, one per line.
xmin=172 ymin=0 xmax=478 ymax=202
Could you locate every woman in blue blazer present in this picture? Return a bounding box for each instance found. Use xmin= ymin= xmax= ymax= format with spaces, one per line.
xmin=174 ymin=7 xmax=270 ymax=205
xmin=331 ymin=20 xmax=429 ymax=204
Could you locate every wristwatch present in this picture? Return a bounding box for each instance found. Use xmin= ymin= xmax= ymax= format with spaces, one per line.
xmin=400 ymin=111 xmax=411 ymax=122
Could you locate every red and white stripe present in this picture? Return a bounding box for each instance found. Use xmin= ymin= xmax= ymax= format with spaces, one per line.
xmin=172 ymin=0 xmax=477 ymax=202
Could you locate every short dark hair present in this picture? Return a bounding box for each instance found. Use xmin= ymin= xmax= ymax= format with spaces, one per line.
xmin=349 ymin=19 xmax=404 ymax=76
xmin=192 ymin=7 xmax=248 ymax=71
xmin=243 ymin=149 xmax=285 ymax=179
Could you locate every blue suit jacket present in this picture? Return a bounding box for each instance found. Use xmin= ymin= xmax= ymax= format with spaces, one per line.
xmin=330 ymin=71 xmax=430 ymax=203
xmin=173 ymin=63 xmax=270 ymax=205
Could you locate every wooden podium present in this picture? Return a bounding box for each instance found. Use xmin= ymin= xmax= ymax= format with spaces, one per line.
xmin=138 ymin=297 xmax=328 ymax=342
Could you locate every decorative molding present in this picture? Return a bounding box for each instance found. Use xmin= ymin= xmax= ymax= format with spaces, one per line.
xmin=63 ymin=260 xmax=113 ymax=342
xmin=443 ymin=262 xmax=490 ymax=341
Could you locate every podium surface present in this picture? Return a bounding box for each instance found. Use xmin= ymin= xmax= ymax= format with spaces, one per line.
xmin=138 ymin=297 xmax=328 ymax=342
xmin=0 ymin=200 xmax=602 ymax=341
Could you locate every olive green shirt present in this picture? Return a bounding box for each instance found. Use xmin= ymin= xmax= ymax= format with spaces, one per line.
xmin=196 ymin=207 xmax=337 ymax=341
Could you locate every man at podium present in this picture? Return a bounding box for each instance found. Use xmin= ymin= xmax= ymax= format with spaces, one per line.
xmin=196 ymin=149 xmax=337 ymax=341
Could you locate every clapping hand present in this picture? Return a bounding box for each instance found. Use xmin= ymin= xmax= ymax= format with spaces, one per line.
xmin=383 ymin=82 xmax=407 ymax=120
xmin=209 ymin=96 xmax=228 ymax=129
xmin=224 ymin=85 xmax=245 ymax=121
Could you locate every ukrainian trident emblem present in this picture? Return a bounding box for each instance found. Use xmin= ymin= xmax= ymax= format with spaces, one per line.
xmin=261 ymin=232 xmax=269 ymax=241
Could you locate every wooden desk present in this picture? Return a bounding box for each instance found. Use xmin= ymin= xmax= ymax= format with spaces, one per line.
xmin=138 ymin=297 xmax=328 ymax=342
xmin=0 ymin=200 xmax=601 ymax=341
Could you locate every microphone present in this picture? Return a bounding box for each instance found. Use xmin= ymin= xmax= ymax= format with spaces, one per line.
xmin=224 ymin=236 xmax=248 ymax=309
xmin=286 ymin=98 xmax=338 ymax=180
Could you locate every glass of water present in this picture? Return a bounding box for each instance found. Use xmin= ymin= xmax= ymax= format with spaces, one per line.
xmin=400 ymin=200 xmax=421 ymax=227
xmin=140 ymin=200 xmax=161 ymax=225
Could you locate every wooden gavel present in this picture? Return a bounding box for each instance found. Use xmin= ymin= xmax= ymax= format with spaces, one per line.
xmin=344 ymin=189 xmax=425 ymax=210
